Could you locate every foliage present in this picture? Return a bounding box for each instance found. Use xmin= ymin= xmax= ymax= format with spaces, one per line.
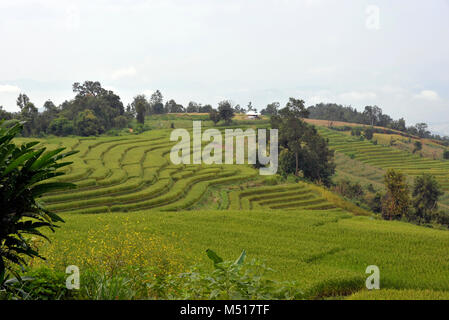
xmin=209 ymin=109 xmax=220 ymax=125
xmin=443 ymin=150 xmax=449 ymax=160
xmin=260 ymin=102 xmax=280 ymax=116
xmin=218 ymin=100 xmax=235 ymax=124
xmin=0 ymin=120 xmax=76 ymax=287
xmin=47 ymin=117 xmax=75 ymax=136
xmin=149 ymin=249 xmax=304 ymax=300
xmin=6 ymin=267 xmax=74 ymax=300
xmin=364 ymin=127 xmax=374 ymax=140
xmin=381 ymin=169 xmax=410 ymax=220
xmin=272 ymin=99 xmax=335 ymax=185
xmin=351 ymin=127 xmax=362 ymax=136
xmin=76 ymin=109 xmax=103 ymax=136
xmin=0 ymin=81 xmax=127 ymax=137
xmin=307 ymin=103 xmax=449 ymax=143
xmin=333 ymin=179 xmax=364 ymax=200
xmin=413 ymin=141 xmax=423 ymax=153
xmin=31 ymin=209 xmax=449 ymax=300
xmin=132 ymin=95 xmax=148 ymax=125
xmin=410 ymin=174 xmax=443 ymax=223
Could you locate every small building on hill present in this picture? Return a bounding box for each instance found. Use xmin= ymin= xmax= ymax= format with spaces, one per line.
xmin=246 ymin=111 xmax=260 ymax=120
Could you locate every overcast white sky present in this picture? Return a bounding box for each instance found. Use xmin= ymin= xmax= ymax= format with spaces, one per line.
xmin=0 ymin=0 xmax=448 ymax=133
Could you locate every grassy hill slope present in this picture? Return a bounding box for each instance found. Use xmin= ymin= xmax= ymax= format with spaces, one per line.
xmin=35 ymin=208 xmax=449 ymax=299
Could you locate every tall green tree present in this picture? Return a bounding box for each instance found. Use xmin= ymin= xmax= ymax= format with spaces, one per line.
xmin=149 ymin=90 xmax=164 ymax=115
xmin=218 ymin=100 xmax=235 ymax=125
xmin=246 ymin=101 xmax=255 ymax=112
xmin=76 ymin=109 xmax=103 ymax=136
xmin=411 ymin=174 xmax=443 ymax=223
xmin=16 ymin=94 xmax=38 ymax=136
xmin=68 ymin=81 xmax=124 ymax=131
xmin=272 ymin=98 xmax=334 ymax=184
xmin=382 ymin=169 xmax=410 ymax=220
xmin=260 ymin=102 xmax=279 ymax=116
xmin=186 ymin=101 xmax=200 ymax=113
xmin=209 ymin=109 xmax=220 ymax=125
xmin=132 ymin=95 xmax=148 ymax=124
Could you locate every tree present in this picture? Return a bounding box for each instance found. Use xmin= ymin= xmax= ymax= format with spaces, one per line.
xmin=17 ymin=94 xmax=38 ymax=136
xmin=132 ymin=95 xmax=148 ymax=124
xmin=125 ymin=104 xmax=136 ymax=119
xmin=218 ymin=101 xmax=235 ymax=124
xmin=165 ymin=99 xmax=185 ymax=113
xmin=198 ymin=104 xmax=213 ymax=113
xmin=43 ymin=100 xmax=58 ymax=114
xmin=411 ymin=174 xmax=443 ymax=223
xmin=272 ymin=98 xmax=334 ymax=184
xmin=364 ymin=127 xmax=374 ymax=140
xmin=260 ymin=102 xmax=279 ymax=116
xmin=272 ymin=98 xmax=309 ymax=176
xmin=48 ymin=117 xmax=75 ymax=136
xmin=149 ymin=90 xmax=163 ymax=106
xmin=73 ymin=81 xmax=106 ymax=97
xmin=382 ymin=169 xmax=410 ymax=220
xmin=0 ymin=106 xmax=12 ymax=120
xmin=0 ymin=120 xmax=76 ymax=289
xmin=415 ymin=123 xmax=430 ymax=138
xmin=149 ymin=90 xmax=164 ymax=114
xmin=16 ymin=93 xmax=31 ymax=111
xmin=413 ymin=141 xmax=422 ymax=153
xmin=68 ymin=81 xmax=125 ymax=132
xmin=443 ymin=150 xmax=449 ymax=160
xmin=152 ymin=102 xmax=165 ymax=114
xmin=113 ymin=115 xmax=128 ymax=128
xmin=363 ymin=106 xmax=382 ymax=126
xmin=76 ymin=109 xmax=103 ymax=136
xmin=246 ymin=102 xmax=255 ymax=112
xmin=233 ymin=104 xmax=245 ymax=114
xmin=186 ymin=101 xmax=200 ymax=113
xmin=391 ymin=118 xmax=406 ymax=132
xmin=209 ymin=109 xmax=220 ymax=125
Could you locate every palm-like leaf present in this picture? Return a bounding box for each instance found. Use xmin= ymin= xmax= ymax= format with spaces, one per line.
xmin=0 ymin=120 xmax=77 ymax=287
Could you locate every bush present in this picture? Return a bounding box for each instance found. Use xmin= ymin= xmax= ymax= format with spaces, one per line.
xmin=364 ymin=192 xmax=383 ymax=213
xmin=413 ymin=141 xmax=423 ymax=153
xmin=133 ymin=123 xmax=151 ymax=134
xmin=149 ymin=250 xmax=304 ymax=300
xmin=333 ymin=179 xmax=364 ymax=200
xmin=364 ymin=128 xmax=374 ymax=140
xmin=351 ymin=127 xmax=362 ymax=136
xmin=8 ymin=267 xmax=75 ymax=300
xmin=431 ymin=211 xmax=449 ymax=227
xmin=443 ymin=150 xmax=449 ymax=160
xmin=263 ymin=175 xmax=281 ymax=186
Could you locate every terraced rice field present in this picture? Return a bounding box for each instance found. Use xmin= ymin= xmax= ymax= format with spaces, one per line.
xmin=318 ymin=127 xmax=449 ymax=192
xmin=36 ymin=130 xmax=262 ymax=214
xmin=23 ymin=125 xmax=365 ymax=215
xmin=228 ymin=183 xmax=336 ymax=211
xmin=19 ymin=123 xmax=449 ymax=299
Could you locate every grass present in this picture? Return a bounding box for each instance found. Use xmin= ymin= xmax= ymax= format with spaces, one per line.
xmin=33 ymin=208 xmax=449 ymax=299
xmin=318 ymin=127 xmax=449 ymax=208
xmin=12 ymin=116 xmax=449 ymax=299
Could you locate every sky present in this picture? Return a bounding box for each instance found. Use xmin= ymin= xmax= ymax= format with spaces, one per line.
xmin=0 ymin=0 xmax=448 ymax=134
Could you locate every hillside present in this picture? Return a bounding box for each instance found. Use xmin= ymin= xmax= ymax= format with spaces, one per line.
xmin=12 ymin=116 xmax=447 ymax=300
xmin=36 ymin=208 xmax=449 ymax=300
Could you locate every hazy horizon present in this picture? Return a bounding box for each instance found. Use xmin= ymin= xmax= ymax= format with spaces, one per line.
xmin=1 ymin=0 xmax=448 ymax=134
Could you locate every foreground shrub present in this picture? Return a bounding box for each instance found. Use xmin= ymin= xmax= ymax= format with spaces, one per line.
xmin=6 ymin=267 xmax=75 ymax=300
xmin=149 ymin=250 xmax=304 ymax=300
xmin=0 ymin=120 xmax=76 ymax=293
